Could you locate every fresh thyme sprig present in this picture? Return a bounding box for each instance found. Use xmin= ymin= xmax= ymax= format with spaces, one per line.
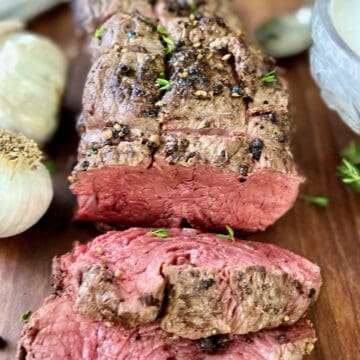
xmin=341 ymin=141 xmax=360 ymax=165
xmin=337 ymin=159 xmax=360 ymax=191
xmin=95 ymin=26 xmax=106 ymax=41
xmin=261 ymin=69 xmax=278 ymax=84
xmin=147 ymin=229 xmax=170 ymax=238
xmin=21 ymin=311 xmax=32 ymax=324
xmin=217 ymin=225 xmax=235 ymax=241
xmin=156 ymin=78 xmax=171 ymax=91
xmin=157 ymin=25 xmax=175 ymax=54
xmin=303 ymin=196 xmax=329 ymax=207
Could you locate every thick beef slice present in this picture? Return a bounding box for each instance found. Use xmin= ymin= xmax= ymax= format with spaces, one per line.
xmin=71 ymin=14 xmax=303 ymax=232
xmin=53 ymin=228 xmax=322 ymax=339
xmin=18 ymin=295 xmax=317 ymax=360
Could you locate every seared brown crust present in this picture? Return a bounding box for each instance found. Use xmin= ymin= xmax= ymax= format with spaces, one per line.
xmin=75 ymin=14 xmax=297 ymax=179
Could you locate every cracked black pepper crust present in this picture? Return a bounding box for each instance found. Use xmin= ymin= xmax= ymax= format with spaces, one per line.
xmin=74 ymin=12 xmax=297 ymax=180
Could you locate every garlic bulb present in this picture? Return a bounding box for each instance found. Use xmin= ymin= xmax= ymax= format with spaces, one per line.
xmin=0 ymin=129 xmax=53 ymax=238
xmin=0 ymin=24 xmax=67 ymax=145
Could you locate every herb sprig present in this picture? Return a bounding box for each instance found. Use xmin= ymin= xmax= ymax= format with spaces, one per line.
xmin=217 ymin=225 xmax=235 ymax=241
xmin=337 ymin=142 xmax=360 ymax=191
xmin=157 ymin=25 xmax=175 ymax=54
xmin=148 ymin=229 xmax=170 ymax=238
xmin=190 ymin=4 xmax=200 ymax=17
xmin=95 ymin=26 xmax=106 ymax=41
xmin=261 ymin=69 xmax=278 ymax=84
xmin=21 ymin=311 xmax=32 ymax=324
xmin=337 ymin=159 xmax=360 ymax=191
xmin=303 ymin=196 xmax=329 ymax=207
xmin=156 ymin=78 xmax=171 ymax=91
xmin=45 ymin=161 xmax=57 ymax=174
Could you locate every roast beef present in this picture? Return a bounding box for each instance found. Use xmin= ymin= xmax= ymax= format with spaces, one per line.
xmin=18 ymin=294 xmax=317 ymax=360
xmin=73 ymin=0 xmax=242 ymax=35
xmin=70 ymin=13 xmax=303 ymax=232
xmin=53 ymin=228 xmax=321 ymax=340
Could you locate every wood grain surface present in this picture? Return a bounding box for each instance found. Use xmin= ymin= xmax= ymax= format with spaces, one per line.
xmin=0 ymin=1 xmax=359 ymax=359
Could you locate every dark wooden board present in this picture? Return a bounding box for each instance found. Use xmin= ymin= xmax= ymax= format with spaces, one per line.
xmin=0 ymin=1 xmax=359 ymax=359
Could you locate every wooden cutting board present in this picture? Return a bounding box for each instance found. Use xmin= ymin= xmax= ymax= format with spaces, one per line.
xmin=0 ymin=1 xmax=359 ymax=359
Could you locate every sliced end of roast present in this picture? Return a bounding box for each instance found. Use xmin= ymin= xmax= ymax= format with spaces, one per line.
xmin=53 ymin=228 xmax=321 ymax=339
xmin=72 ymin=163 xmax=303 ymax=232
xmin=18 ymin=294 xmax=317 ymax=360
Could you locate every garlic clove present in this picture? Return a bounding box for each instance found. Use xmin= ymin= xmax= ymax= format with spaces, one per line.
xmin=0 ymin=129 xmax=53 ymax=238
xmin=0 ymin=30 xmax=67 ymax=145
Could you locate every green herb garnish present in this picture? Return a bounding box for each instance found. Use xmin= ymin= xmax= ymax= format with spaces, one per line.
xmin=148 ymin=229 xmax=170 ymax=238
xmin=337 ymin=159 xmax=360 ymax=191
xmin=198 ymin=121 xmax=209 ymax=129
xmin=217 ymin=225 xmax=235 ymax=241
xmin=261 ymin=69 xmax=278 ymax=84
xmin=341 ymin=141 xmax=360 ymax=165
xmin=303 ymin=196 xmax=329 ymax=207
xmin=156 ymin=78 xmax=171 ymax=91
xmin=21 ymin=311 xmax=32 ymax=324
xmin=139 ymin=15 xmax=154 ymax=26
xmin=190 ymin=4 xmax=200 ymax=17
xmin=157 ymin=25 xmax=175 ymax=54
xmin=95 ymin=26 xmax=106 ymax=41
xmin=45 ymin=161 xmax=57 ymax=174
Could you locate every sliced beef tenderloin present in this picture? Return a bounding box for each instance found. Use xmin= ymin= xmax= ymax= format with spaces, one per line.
xmin=53 ymin=228 xmax=322 ymax=340
xmin=71 ymin=14 xmax=303 ymax=232
xmin=18 ymin=294 xmax=317 ymax=360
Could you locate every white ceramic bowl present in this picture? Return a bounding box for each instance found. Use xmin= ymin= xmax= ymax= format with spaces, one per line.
xmin=310 ymin=0 xmax=360 ymax=133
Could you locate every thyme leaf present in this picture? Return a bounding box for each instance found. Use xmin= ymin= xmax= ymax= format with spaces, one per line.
xmin=303 ymin=196 xmax=329 ymax=207
xmin=21 ymin=311 xmax=32 ymax=324
xmin=337 ymin=159 xmax=360 ymax=191
xmin=261 ymin=69 xmax=278 ymax=84
xmin=148 ymin=229 xmax=170 ymax=238
xmin=217 ymin=225 xmax=235 ymax=241
xmin=341 ymin=141 xmax=360 ymax=165
xmin=95 ymin=26 xmax=106 ymax=41
xmin=157 ymin=25 xmax=175 ymax=54
xmin=156 ymin=78 xmax=171 ymax=91
xmin=45 ymin=161 xmax=57 ymax=173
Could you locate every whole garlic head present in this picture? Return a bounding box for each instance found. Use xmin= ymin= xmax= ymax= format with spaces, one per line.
xmin=0 ymin=25 xmax=67 ymax=146
xmin=0 ymin=129 xmax=53 ymax=238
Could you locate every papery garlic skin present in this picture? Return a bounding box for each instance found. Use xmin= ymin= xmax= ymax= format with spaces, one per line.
xmin=0 ymin=30 xmax=67 ymax=146
xmin=0 ymin=129 xmax=53 ymax=238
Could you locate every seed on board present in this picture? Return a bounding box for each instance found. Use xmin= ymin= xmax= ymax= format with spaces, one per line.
xmin=197 ymin=54 xmax=204 ymax=60
xmin=114 ymin=270 xmax=121 ymax=278
xmin=283 ymin=315 xmax=290 ymax=322
xmin=193 ymin=42 xmax=201 ymax=48
xmin=104 ymin=321 xmax=113 ymax=328
xmin=113 ymin=43 xmax=121 ymax=51
xmin=222 ymin=53 xmax=232 ymax=61
xmin=305 ymin=343 xmax=314 ymax=354
xmin=96 ymin=247 xmax=104 ymax=255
